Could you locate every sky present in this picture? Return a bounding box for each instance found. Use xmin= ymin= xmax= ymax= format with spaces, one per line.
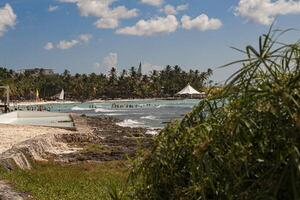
xmin=0 ymin=0 xmax=300 ymax=82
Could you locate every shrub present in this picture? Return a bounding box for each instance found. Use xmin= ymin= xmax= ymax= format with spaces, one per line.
xmin=128 ymin=27 xmax=300 ymax=199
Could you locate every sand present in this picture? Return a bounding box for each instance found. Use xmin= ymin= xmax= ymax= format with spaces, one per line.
xmin=0 ymin=123 xmax=76 ymax=200
xmin=0 ymin=124 xmax=73 ymax=154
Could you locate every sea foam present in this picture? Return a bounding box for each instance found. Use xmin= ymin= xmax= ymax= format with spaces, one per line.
xmin=116 ymin=119 xmax=144 ymax=128
xmin=141 ymin=115 xmax=156 ymax=120
xmin=94 ymin=108 xmax=123 ymax=113
xmin=71 ymin=106 xmax=94 ymax=111
xmin=145 ymin=130 xmax=159 ymax=135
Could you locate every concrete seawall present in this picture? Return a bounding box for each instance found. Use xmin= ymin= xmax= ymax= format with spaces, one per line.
xmin=0 ymin=111 xmax=74 ymax=129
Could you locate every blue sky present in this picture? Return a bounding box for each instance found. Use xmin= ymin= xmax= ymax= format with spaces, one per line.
xmin=0 ymin=0 xmax=300 ymax=82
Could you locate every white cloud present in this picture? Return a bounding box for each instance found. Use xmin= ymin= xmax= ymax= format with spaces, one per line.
xmin=181 ymin=14 xmax=222 ymax=31
xmin=163 ymin=5 xmax=177 ymax=15
xmin=94 ymin=52 xmax=118 ymax=73
xmin=94 ymin=18 xmax=119 ymax=29
xmin=116 ymin=15 xmax=178 ymax=36
xmin=176 ymin=4 xmax=189 ymax=12
xmin=48 ymin=5 xmax=59 ymax=12
xmin=79 ymin=34 xmax=93 ymax=42
xmin=44 ymin=42 xmax=54 ymax=50
xmin=0 ymin=4 xmax=17 ymax=37
xmin=235 ymin=0 xmax=300 ymax=25
xmin=141 ymin=0 xmax=164 ymax=7
xmin=142 ymin=62 xmax=164 ymax=74
xmin=161 ymin=4 xmax=189 ymax=15
xmin=77 ymin=0 xmax=138 ymax=19
xmin=59 ymin=0 xmax=138 ymax=29
xmin=57 ymin=40 xmax=79 ymax=49
xmin=44 ymin=34 xmax=92 ymax=50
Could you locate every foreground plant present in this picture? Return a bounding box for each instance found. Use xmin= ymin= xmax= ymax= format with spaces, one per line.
xmin=128 ymin=27 xmax=300 ymax=199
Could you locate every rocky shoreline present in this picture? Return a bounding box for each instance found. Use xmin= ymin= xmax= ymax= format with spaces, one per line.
xmin=0 ymin=115 xmax=155 ymax=200
xmin=57 ymin=116 xmax=154 ymax=163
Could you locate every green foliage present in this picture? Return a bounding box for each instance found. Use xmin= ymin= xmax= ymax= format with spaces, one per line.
xmin=128 ymin=28 xmax=300 ymax=199
xmin=0 ymin=161 xmax=127 ymax=200
xmin=0 ymin=66 xmax=212 ymax=101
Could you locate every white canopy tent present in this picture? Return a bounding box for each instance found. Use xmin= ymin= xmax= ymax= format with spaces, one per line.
xmin=176 ymin=84 xmax=206 ymax=98
xmin=176 ymin=84 xmax=200 ymax=95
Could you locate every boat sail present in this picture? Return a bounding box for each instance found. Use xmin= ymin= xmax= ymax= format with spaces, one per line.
xmin=59 ymin=89 xmax=64 ymax=100
xmin=36 ymin=89 xmax=40 ymax=101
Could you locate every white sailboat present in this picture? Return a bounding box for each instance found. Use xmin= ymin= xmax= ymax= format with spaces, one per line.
xmin=59 ymin=89 xmax=64 ymax=101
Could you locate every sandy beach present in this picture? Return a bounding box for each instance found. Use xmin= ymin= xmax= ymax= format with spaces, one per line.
xmin=0 ymin=124 xmax=73 ymax=154
xmin=0 ymin=115 xmax=153 ymax=199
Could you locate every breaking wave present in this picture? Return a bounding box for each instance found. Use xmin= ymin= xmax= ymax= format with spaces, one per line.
xmin=94 ymin=108 xmax=123 ymax=113
xmin=116 ymin=119 xmax=144 ymax=128
xmin=141 ymin=115 xmax=157 ymax=120
xmin=104 ymin=113 xmax=124 ymax=116
xmin=71 ymin=106 xmax=94 ymax=111
xmin=156 ymin=104 xmax=193 ymax=108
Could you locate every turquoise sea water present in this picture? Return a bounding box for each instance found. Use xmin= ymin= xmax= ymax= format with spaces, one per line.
xmin=16 ymin=99 xmax=200 ymax=129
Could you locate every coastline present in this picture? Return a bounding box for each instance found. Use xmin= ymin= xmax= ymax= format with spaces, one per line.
xmin=0 ymin=124 xmax=73 ymax=154
xmin=3 ymin=98 xmax=196 ymax=131
xmin=87 ymin=97 xmax=179 ymax=103
xmin=8 ymin=97 xmax=188 ymax=107
xmin=0 ymin=114 xmax=153 ymax=199
xmin=0 ymin=115 xmax=152 ymax=158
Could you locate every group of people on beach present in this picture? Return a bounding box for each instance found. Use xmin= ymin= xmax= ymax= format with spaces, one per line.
xmin=88 ymin=105 xmax=97 ymax=109
xmin=1 ymin=102 xmax=160 ymax=114
xmin=10 ymin=105 xmax=53 ymax=112
xmin=111 ymin=103 xmax=152 ymax=109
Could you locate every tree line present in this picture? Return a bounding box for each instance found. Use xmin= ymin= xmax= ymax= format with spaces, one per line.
xmin=0 ymin=65 xmax=212 ymax=101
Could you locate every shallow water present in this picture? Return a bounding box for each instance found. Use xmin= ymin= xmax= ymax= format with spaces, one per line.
xmin=13 ymin=116 xmax=74 ymax=128
xmin=16 ymin=99 xmax=200 ymax=129
xmin=0 ymin=111 xmax=74 ymax=128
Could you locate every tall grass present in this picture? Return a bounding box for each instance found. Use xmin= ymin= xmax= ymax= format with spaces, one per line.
xmin=128 ymin=27 xmax=300 ymax=199
xmin=0 ymin=161 xmax=128 ymax=200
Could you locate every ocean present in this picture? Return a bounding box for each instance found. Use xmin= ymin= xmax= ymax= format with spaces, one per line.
xmin=45 ymin=99 xmax=200 ymax=129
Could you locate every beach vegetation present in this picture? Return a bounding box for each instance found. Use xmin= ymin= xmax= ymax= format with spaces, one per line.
xmin=127 ymin=27 xmax=300 ymax=199
xmin=0 ymin=160 xmax=128 ymax=200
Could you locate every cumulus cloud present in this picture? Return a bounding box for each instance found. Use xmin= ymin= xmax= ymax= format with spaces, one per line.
xmin=94 ymin=53 xmax=118 ymax=73
xmin=94 ymin=18 xmax=119 ymax=29
xmin=0 ymin=4 xmax=17 ymax=37
xmin=79 ymin=34 xmax=93 ymax=42
xmin=59 ymin=0 xmax=138 ymax=29
xmin=161 ymin=4 xmax=189 ymax=15
xmin=181 ymin=14 xmax=222 ymax=31
xmin=141 ymin=0 xmax=164 ymax=7
xmin=44 ymin=34 xmax=92 ymax=50
xmin=44 ymin=42 xmax=54 ymax=50
xmin=162 ymin=5 xmax=177 ymax=15
xmin=235 ymin=0 xmax=300 ymax=25
xmin=48 ymin=5 xmax=59 ymax=12
xmin=116 ymin=15 xmax=178 ymax=36
xmin=57 ymin=40 xmax=79 ymax=49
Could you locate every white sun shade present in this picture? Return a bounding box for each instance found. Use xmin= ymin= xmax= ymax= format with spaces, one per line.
xmin=176 ymin=84 xmax=201 ymax=95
